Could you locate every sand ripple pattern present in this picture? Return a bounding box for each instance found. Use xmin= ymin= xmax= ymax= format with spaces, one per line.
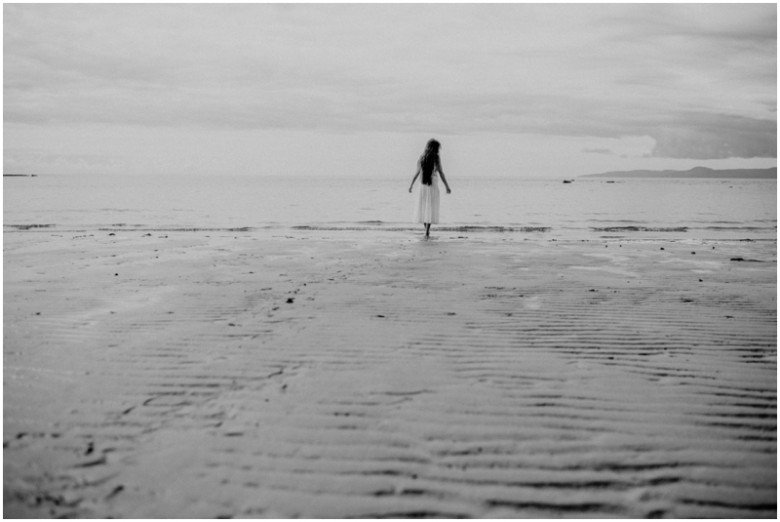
xmin=4 ymin=231 xmax=776 ymax=518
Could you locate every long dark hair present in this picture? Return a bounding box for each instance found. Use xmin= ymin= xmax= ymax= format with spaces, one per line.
xmin=420 ymin=139 xmax=440 ymax=185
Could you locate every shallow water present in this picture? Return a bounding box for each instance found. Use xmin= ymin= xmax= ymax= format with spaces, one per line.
xmin=4 ymin=174 xmax=776 ymax=240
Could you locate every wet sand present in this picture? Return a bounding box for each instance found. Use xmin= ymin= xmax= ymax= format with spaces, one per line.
xmin=3 ymin=229 xmax=776 ymax=518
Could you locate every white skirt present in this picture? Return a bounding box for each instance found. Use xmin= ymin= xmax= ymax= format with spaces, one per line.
xmin=414 ymin=182 xmax=440 ymax=224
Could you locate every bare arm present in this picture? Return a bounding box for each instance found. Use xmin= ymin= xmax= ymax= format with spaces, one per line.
xmin=437 ymin=158 xmax=452 ymax=194
xmin=409 ymin=162 xmax=421 ymax=193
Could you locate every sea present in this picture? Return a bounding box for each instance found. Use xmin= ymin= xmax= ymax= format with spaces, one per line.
xmin=3 ymin=174 xmax=777 ymax=241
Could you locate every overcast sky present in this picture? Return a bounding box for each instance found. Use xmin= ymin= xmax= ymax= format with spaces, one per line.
xmin=4 ymin=3 xmax=777 ymax=178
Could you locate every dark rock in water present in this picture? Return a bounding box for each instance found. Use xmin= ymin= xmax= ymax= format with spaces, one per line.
xmin=562 ymin=179 xmax=574 ymax=184
xmin=286 ymin=297 xmax=295 ymax=304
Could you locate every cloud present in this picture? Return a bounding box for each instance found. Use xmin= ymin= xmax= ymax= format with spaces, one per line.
xmin=3 ymin=3 xmax=776 ymax=165
xmin=583 ymin=148 xmax=615 ymax=156
xmin=648 ymin=112 xmax=777 ymax=159
xmin=3 ymin=146 xmax=124 ymax=175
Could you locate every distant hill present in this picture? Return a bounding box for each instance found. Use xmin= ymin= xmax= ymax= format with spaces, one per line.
xmin=581 ymin=166 xmax=776 ymax=179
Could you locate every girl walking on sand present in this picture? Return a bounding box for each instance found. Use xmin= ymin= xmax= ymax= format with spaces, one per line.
xmin=409 ymin=139 xmax=451 ymax=238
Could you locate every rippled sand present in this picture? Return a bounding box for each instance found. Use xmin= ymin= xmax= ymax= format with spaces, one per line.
xmin=3 ymin=229 xmax=776 ymax=518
